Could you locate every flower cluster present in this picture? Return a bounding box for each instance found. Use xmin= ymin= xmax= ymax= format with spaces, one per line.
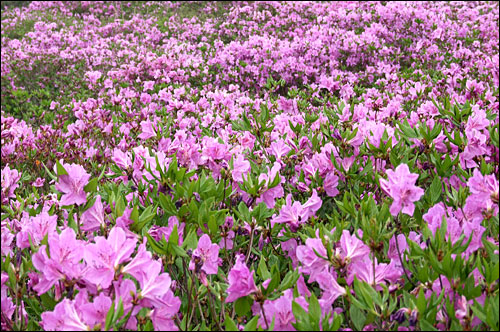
xmin=1 ymin=1 xmax=498 ymax=331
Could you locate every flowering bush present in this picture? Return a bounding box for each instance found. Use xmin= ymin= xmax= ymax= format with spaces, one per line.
xmin=1 ymin=1 xmax=499 ymax=331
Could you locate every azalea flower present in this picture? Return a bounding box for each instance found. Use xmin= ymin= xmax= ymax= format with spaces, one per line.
xmin=379 ymin=163 xmax=424 ymax=216
xmin=83 ymin=227 xmax=137 ymax=289
xmin=272 ymin=189 xmax=322 ymax=230
xmin=32 ymin=228 xmax=85 ymax=295
xmin=40 ymin=299 xmax=89 ymax=331
xmin=226 ymin=254 xmax=258 ymax=302
xmin=55 ymin=161 xmax=91 ymax=206
xmin=232 ymin=153 xmax=251 ymax=182
xmin=81 ymin=195 xmax=105 ymax=232
xmin=1 ymin=164 xmax=21 ymax=204
xmin=189 ymin=234 xmax=220 ymax=275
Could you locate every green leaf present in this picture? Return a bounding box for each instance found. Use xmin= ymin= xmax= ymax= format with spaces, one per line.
xmin=56 ymin=159 xmax=68 ymax=176
xmin=292 ymin=300 xmax=310 ymax=330
xmin=104 ymin=300 xmax=115 ymax=331
xmin=279 ymin=269 xmax=300 ymax=291
xmin=234 ymin=296 xmax=253 ymax=316
xmin=41 ymin=161 xmax=57 ymax=181
xmin=169 ymin=224 xmax=179 ymax=246
xmin=84 ymin=178 xmax=98 ymax=193
xmin=182 ymin=229 xmax=198 ymax=250
xmin=416 ymin=286 xmax=426 ymax=314
xmin=258 ymin=258 xmax=272 ymax=280
xmin=225 ymin=314 xmax=239 ymax=331
xmin=145 ymin=233 xmax=166 ymax=255
xmin=115 ymin=195 xmax=126 ymax=217
xmin=243 ymin=315 xmax=259 ymax=331
xmin=420 ymin=319 xmax=438 ymax=331
xmin=130 ymin=204 xmax=139 ymax=224
xmin=350 ymin=305 xmax=366 ymax=331
xmin=113 ymin=298 xmax=124 ymax=323
xmin=308 ymin=292 xmax=321 ymax=330
xmin=429 ymin=176 xmax=442 ymax=204
xmin=40 ymin=293 xmax=57 ymax=311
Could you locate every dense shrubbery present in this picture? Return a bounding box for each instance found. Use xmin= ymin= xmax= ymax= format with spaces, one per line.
xmin=1 ymin=1 xmax=499 ymax=331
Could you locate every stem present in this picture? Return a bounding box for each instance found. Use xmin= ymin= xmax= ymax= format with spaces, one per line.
xmin=372 ymin=252 xmax=377 ymax=286
xmin=186 ymin=270 xmax=196 ymax=328
xmin=121 ymin=303 xmax=136 ymax=330
xmin=174 ymin=315 xmax=183 ymax=332
xmin=198 ymin=299 xmax=207 ymax=327
xmin=395 ymin=234 xmax=417 ymax=288
xmin=245 ymin=226 xmax=255 ymax=264
xmin=220 ymin=294 xmax=225 ymax=326
xmin=1 ymin=311 xmax=13 ymax=330
xmin=220 ymin=176 xmax=227 ymax=209
xmin=260 ymin=302 xmax=270 ymax=330
xmin=208 ymin=291 xmax=222 ymax=331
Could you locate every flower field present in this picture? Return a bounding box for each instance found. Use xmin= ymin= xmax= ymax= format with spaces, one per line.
xmin=1 ymin=1 xmax=499 ymax=331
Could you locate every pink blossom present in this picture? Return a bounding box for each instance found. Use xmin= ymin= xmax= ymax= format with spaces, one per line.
xmin=189 ymin=234 xmax=220 ymax=275
xmin=83 ymin=227 xmax=137 ymax=289
xmin=138 ymin=120 xmax=156 ymax=140
xmin=81 ymin=195 xmax=106 ymax=232
xmin=78 ymin=293 xmax=112 ymax=328
xmin=54 ymin=161 xmax=90 ymax=206
xmin=226 ymin=254 xmax=258 ymax=302
xmin=33 ymin=177 xmax=45 ymax=187
xmin=256 ymin=162 xmax=284 ymax=208
xmin=296 ymin=238 xmax=329 ymax=283
xmin=32 ymin=228 xmax=85 ymax=295
xmin=41 ymin=299 xmax=89 ymax=331
xmin=323 ymin=172 xmax=340 ymax=197
xmin=339 ymin=229 xmax=370 ymax=263
xmin=379 ymin=163 xmax=424 ymax=216
xmin=1 ymin=164 xmax=21 ymax=204
xmin=232 ymin=154 xmax=251 ymax=182
xmin=273 ymin=190 xmax=322 ymax=230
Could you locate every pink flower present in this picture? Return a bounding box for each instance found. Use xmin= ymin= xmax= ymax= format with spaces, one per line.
xmin=149 ymin=216 xmax=185 ymax=246
xmin=339 ymin=229 xmax=370 ymax=263
xmin=323 ymin=173 xmax=339 ymax=197
xmin=296 ymin=238 xmax=329 ymax=283
xmin=1 ymin=227 xmax=14 ymax=257
xmin=33 ymin=177 xmax=45 ymax=188
xmin=273 ymin=190 xmax=322 ymax=231
xmin=79 ymin=293 xmax=112 ymax=328
xmin=315 ymin=271 xmax=347 ymax=309
xmin=81 ymin=195 xmax=105 ymax=232
xmin=137 ymin=260 xmax=173 ymax=306
xmin=259 ymin=290 xmax=297 ymax=330
xmin=83 ymin=227 xmax=137 ymax=289
xmin=423 ymin=203 xmax=446 ymax=235
xmin=226 ymin=254 xmax=258 ymax=302
xmin=256 ymin=162 xmax=284 ymax=208
xmin=54 ymin=161 xmax=90 ymax=206
xmin=86 ymin=70 xmax=102 ymax=85
xmin=232 ymin=154 xmax=251 ymax=182
xmin=189 ymin=234 xmax=220 ymax=275
xmin=121 ymin=241 xmax=152 ymax=282
xmin=151 ymin=293 xmax=181 ymax=331
xmin=348 ymin=256 xmax=401 ymax=286
xmin=1 ymin=164 xmax=21 ymax=204
xmin=467 ymin=169 xmax=499 ymax=212
xmin=112 ymin=149 xmax=132 ymax=169
xmin=16 ymin=211 xmax=58 ymax=250
xmin=143 ymin=81 xmax=155 ymax=91
xmin=379 ymin=164 xmax=424 ymax=216
xmin=41 ymin=299 xmax=89 ymax=331
xmin=137 ymin=120 xmax=156 ymax=140
xmin=32 ymin=228 xmax=85 ymax=295
xmin=267 ymin=139 xmax=291 ymax=160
